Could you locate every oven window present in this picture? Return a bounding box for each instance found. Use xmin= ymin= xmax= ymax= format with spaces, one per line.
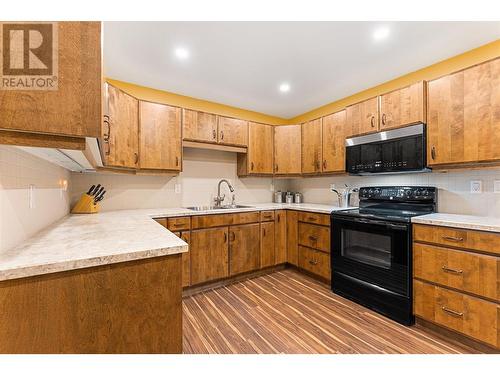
xmin=341 ymin=229 xmax=391 ymax=269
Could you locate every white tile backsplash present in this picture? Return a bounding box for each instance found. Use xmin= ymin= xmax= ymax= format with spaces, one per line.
xmin=289 ymin=169 xmax=500 ymax=217
xmin=0 ymin=146 xmax=70 ymax=252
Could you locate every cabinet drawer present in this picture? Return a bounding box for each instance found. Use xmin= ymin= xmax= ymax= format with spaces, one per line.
xmin=154 ymin=218 xmax=167 ymax=228
xmin=297 ymin=211 xmax=330 ymax=226
xmin=413 ymin=224 xmax=500 ymax=256
xmin=414 ymin=243 xmax=500 ymax=301
xmin=414 ymin=280 xmax=500 ymax=348
xmin=298 ymin=223 xmax=330 ymax=253
xmin=298 ymin=246 xmax=331 ymax=280
xmin=167 ymin=217 xmax=191 ymax=231
xmin=192 ymin=212 xmax=260 ymax=229
xmin=260 ymin=210 xmax=275 ymax=222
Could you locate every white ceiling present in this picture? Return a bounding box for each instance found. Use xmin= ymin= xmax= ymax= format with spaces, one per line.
xmin=103 ymin=22 xmax=500 ymax=119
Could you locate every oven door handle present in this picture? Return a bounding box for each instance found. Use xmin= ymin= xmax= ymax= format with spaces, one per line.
xmin=350 ymin=218 xmax=408 ymax=231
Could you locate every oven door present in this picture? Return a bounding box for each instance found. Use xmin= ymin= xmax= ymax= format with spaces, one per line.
xmin=331 ymin=216 xmax=411 ymax=297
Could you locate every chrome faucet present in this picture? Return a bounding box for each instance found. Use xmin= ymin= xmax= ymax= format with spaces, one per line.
xmin=214 ymin=179 xmax=235 ymax=207
xmin=331 ymin=189 xmax=342 ymax=207
xmin=344 ymin=184 xmax=359 ymax=208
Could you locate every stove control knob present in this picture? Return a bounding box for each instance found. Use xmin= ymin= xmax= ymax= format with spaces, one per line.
xmin=369 ymin=189 xmax=374 ymax=195
xmin=423 ymin=189 xmax=429 ymax=196
xmin=405 ymin=190 xmax=412 ymax=197
xmin=415 ymin=190 xmax=421 ymax=196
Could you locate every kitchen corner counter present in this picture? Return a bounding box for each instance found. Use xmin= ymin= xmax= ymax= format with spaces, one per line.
xmin=0 ymin=202 xmax=347 ymax=282
xmin=0 ymin=211 xmax=188 ymax=282
xmin=412 ymin=213 xmax=500 ymax=233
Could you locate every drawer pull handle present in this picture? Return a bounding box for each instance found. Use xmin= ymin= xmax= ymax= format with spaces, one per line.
xmin=309 ymin=260 xmax=319 ymax=265
xmin=308 ymin=217 xmax=317 ymax=221
xmin=441 ymin=306 xmax=464 ymax=318
xmin=442 ymin=236 xmax=464 ymax=242
xmin=441 ymin=265 xmax=463 ymax=274
xmin=308 ymin=236 xmax=318 ymax=242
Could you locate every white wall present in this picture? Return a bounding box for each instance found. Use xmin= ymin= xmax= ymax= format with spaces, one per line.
xmin=0 ymin=146 xmax=70 ymax=252
xmin=289 ymin=169 xmax=500 ymax=217
xmin=71 ymin=148 xmax=288 ymax=211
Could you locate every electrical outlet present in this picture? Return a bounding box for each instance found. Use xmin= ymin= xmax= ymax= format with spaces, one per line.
xmin=270 ymin=183 xmax=275 ymax=192
xmin=330 ymin=184 xmax=336 ymax=192
xmin=29 ymin=184 xmax=35 ymax=209
xmin=174 ymin=183 xmax=181 ymax=194
xmin=470 ymin=180 xmax=482 ymax=194
xmin=495 ymin=180 xmax=500 ymax=193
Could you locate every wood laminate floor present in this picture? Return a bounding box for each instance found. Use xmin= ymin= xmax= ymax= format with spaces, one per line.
xmin=182 ymin=269 xmax=484 ymax=354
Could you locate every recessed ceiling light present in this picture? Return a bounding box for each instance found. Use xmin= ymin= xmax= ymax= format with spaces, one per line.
xmin=174 ymin=47 xmax=190 ymax=60
xmin=372 ymin=26 xmax=390 ymax=41
xmin=279 ymin=83 xmax=290 ymax=93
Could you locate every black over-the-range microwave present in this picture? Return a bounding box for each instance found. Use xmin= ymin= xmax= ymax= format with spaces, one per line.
xmin=345 ymin=123 xmax=430 ymax=175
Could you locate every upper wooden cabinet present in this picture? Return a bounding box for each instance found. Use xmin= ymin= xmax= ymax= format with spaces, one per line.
xmin=379 ymin=81 xmax=426 ymax=131
xmin=274 ymin=125 xmax=301 ymax=175
xmin=0 ymin=22 xmax=102 ymax=144
xmin=102 ymin=83 xmax=139 ymax=169
xmin=345 ymin=97 xmax=379 ymax=137
xmin=427 ymin=58 xmax=500 ymax=166
xmin=139 ymin=101 xmax=182 ymax=171
xmin=182 ymin=109 xmax=218 ymax=143
xmin=322 ymin=110 xmax=346 ymax=173
xmin=218 ymin=116 xmax=248 ymax=147
xmin=247 ymin=122 xmax=274 ymax=174
xmin=301 ymin=118 xmax=323 ymax=174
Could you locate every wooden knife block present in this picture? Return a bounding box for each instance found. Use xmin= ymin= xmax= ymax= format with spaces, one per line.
xmin=71 ymin=193 xmax=100 ymax=214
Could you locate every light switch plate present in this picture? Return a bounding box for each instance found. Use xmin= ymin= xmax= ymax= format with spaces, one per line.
xmin=470 ymin=180 xmax=482 ymax=194
xmin=494 ymin=180 xmax=500 ymax=193
xmin=174 ymin=183 xmax=181 ymax=194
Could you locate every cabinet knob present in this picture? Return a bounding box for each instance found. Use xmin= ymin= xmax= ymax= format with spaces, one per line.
xmin=212 ymin=129 xmax=216 ymax=139
xmin=381 ymin=113 xmax=387 ymax=125
xmin=322 ymin=160 xmax=327 ymax=170
xmin=370 ymin=116 xmax=375 ymax=127
xmin=134 ymin=152 xmax=139 ymax=164
xmin=175 ymin=156 xmax=179 ymax=167
xmin=220 ymin=131 xmax=224 ymax=140
xmin=308 ymin=260 xmax=318 ymax=266
xmin=251 ymin=162 xmax=254 ymax=171
xmin=275 ymin=164 xmax=279 ymax=172
xmin=431 ymin=146 xmax=436 ymax=160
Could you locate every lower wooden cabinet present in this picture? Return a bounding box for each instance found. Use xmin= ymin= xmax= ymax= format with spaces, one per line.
xmin=172 ymin=231 xmax=191 ymax=287
xmin=229 ymin=223 xmax=260 ymax=276
xmin=261 ymin=221 xmax=275 ymax=268
xmin=414 ymin=280 xmax=499 ymax=348
xmin=274 ymin=210 xmax=287 ymax=264
xmin=190 ymin=227 xmax=229 ymax=284
xmin=298 ymin=246 xmax=331 ymax=280
xmin=286 ymin=210 xmax=299 ymax=266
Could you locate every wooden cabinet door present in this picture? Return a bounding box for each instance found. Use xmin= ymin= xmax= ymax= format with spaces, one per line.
xmin=247 ymin=122 xmax=273 ymax=174
xmin=274 ymin=210 xmax=287 ymax=265
xmin=274 ymin=125 xmax=301 ymax=174
xmin=190 ymin=227 xmax=229 ymax=285
xmin=173 ymin=231 xmax=191 ymax=287
xmin=139 ymin=101 xmax=181 ymax=170
xmin=0 ymin=22 xmax=101 ymax=138
xmin=427 ymin=58 xmax=500 ymax=166
xmin=380 ymin=81 xmax=426 ymax=131
xmin=261 ymin=222 xmax=275 ymax=268
xmin=182 ymin=109 xmax=218 ymax=143
xmin=301 ymin=118 xmax=323 ymax=173
xmin=218 ymin=116 xmax=248 ymax=147
xmin=322 ymin=110 xmax=346 ymax=173
xmin=103 ymin=83 xmax=139 ymax=168
xmin=345 ymin=97 xmax=379 ymax=137
xmin=286 ymin=210 xmax=299 ymax=266
xmin=229 ymin=223 xmax=260 ymax=276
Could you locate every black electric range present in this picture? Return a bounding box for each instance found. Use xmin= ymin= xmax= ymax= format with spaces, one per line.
xmin=331 ymin=186 xmax=437 ymax=325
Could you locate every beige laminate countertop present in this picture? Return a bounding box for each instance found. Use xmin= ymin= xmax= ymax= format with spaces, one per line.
xmin=412 ymin=213 xmax=500 ymax=233
xmin=0 ymin=202 xmax=348 ymax=282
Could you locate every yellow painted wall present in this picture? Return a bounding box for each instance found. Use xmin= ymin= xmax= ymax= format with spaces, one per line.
xmin=105 ymin=78 xmax=287 ymax=125
xmin=107 ymin=39 xmax=500 ymax=126
xmin=288 ymin=39 xmax=500 ymax=124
